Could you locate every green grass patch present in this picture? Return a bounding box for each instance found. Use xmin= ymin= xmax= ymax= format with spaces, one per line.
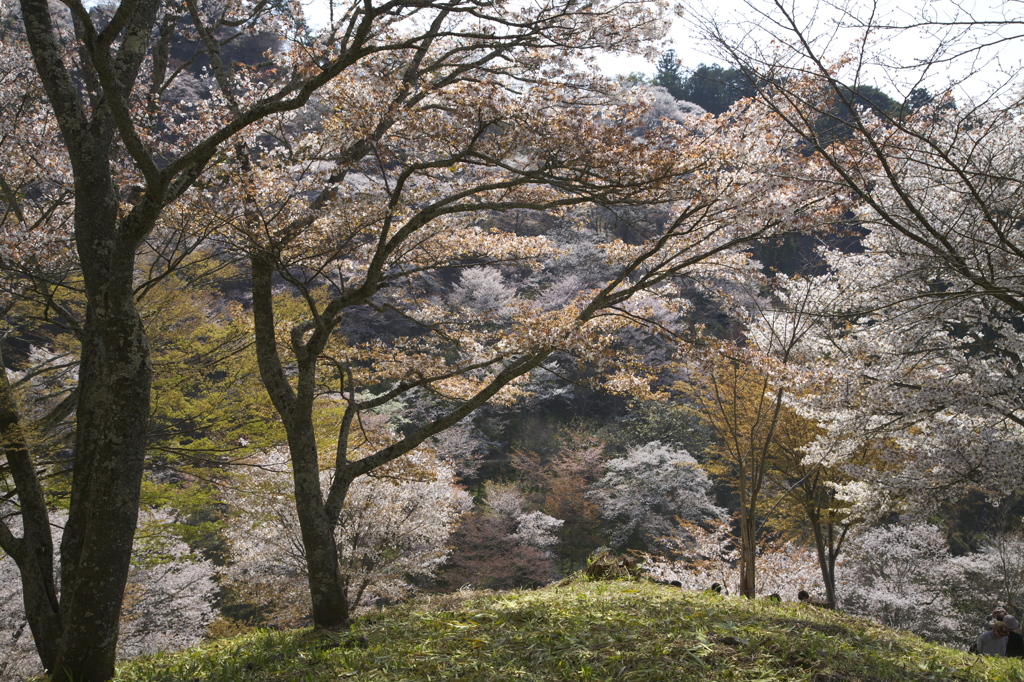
xmin=114 ymin=580 xmax=1024 ymax=681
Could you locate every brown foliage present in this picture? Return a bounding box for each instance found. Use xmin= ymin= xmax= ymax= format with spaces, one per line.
xmin=441 ymin=511 xmax=556 ymax=591
xmin=511 ymin=432 xmax=606 ymax=573
xmin=583 ymin=549 xmax=641 ymax=580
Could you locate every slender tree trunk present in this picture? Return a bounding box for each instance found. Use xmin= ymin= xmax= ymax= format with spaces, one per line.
xmin=808 ymin=514 xmax=837 ymax=609
xmin=0 ymin=349 xmax=62 ymax=671
xmin=737 ymin=463 xmax=756 ymax=598
xmin=249 ymin=252 xmax=352 ymax=629
xmin=738 ymin=503 xmax=757 ymax=598
xmin=826 ymin=521 xmax=842 ymax=609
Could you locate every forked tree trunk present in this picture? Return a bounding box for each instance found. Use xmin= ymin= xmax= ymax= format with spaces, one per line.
xmin=810 ymin=516 xmax=841 ymax=610
xmin=287 ymin=424 xmax=351 ymax=628
xmin=249 ymin=253 xmax=352 ymax=628
xmin=49 ymin=174 xmax=154 ymax=682
xmin=248 ymin=251 xmax=554 ymax=631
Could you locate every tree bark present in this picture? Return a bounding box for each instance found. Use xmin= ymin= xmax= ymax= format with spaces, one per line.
xmin=249 ymin=252 xmax=351 ymax=628
xmin=0 ymin=348 xmax=61 ymax=672
xmin=287 ymin=421 xmax=351 ymax=628
xmin=50 ymin=164 xmax=153 ymax=682
xmin=738 ymin=485 xmax=757 ymax=598
xmin=808 ymin=512 xmax=837 ymax=609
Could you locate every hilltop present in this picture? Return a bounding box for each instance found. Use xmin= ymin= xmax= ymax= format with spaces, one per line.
xmin=113 ymin=580 xmax=1024 ymax=681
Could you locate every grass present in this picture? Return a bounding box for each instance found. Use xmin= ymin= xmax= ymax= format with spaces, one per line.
xmin=114 ymin=580 xmax=1024 ymax=681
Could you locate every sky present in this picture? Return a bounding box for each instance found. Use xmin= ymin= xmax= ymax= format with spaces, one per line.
xmin=299 ymin=0 xmax=1024 ymax=100
xmin=591 ymin=0 xmax=1024 ymax=100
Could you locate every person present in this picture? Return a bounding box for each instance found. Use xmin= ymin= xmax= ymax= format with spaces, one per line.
xmin=1001 ymin=613 xmax=1024 ymax=657
xmin=985 ymin=607 xmax=1009 ymax=631
xmin=1007 ymin=628 xmax=1024 ymax=658
xmin=978 ymin=621 xmax=1011 ymax=656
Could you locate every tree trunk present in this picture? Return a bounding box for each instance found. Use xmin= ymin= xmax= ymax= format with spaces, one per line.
xmin=249 ymin=252 xmax=352 ymax=629
xmin=734 ymin=455 xmax=756 ymax=599
xmin=808 ymin=513 xmax=837 ymax=609
xmin=0 ymin=348 xmax=62 ymax=671
xmin=825 ymin=521 xmax=840 ymax=609
xmin=16 ymin=0 xmax=159 ymax=673
xmin=738 ymin=505 xmax=757 ymax=598
xmin=288 ymin=424 xmax=351 ymax=629
xmin=50 ymin=178 xmax=153 ymax=682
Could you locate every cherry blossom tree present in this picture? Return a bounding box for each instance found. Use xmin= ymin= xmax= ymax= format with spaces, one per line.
xmin=949 ymin=531 xmax=1024 ymax=624
xmin=512 ymin=433 xmax=605 ymax=574
xmin=837 ymin=523 xmax=967 ymax=644
xmin=690 ymin=0 xmax=1024 ymax=518
xmin=677 ymin=272 xmax=834 ymax=600
xmin=785 ymin=102 xmax=1024 ymax=510
xmin=210 ymin=62 xmax=840 ymax=632
xmin=442 ymin=481 xmax=562 ymax=590
xmin=838 ymin=524 xmax=1024 ymax=643
xmin=221 ymin=447 xmax=469 ymax=623
xmin=589 ymin=441 xmax=725 ymax=552
xmin=0 ymin=0 xmax=674 ymax=675
xmin=739 ymin=284 xmax=865 ymax=608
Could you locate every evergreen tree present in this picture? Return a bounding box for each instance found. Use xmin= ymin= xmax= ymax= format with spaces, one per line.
xmin=677 ymin=64 xmax=752 ymax=114
xmin=652 ymin=50 xmax=685 ymax=100
xmin=905 ymin=87 xmax=935 ymax=112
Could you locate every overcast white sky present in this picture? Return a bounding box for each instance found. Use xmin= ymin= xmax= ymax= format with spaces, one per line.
xmin=592 ymin=0 xmax=1024 ymax=100
xmin=300 ymin=0 xmax=1024 ymax=99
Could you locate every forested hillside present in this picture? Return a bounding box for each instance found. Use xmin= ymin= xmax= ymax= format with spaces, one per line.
xmin=2 ymin=0 xmax=1024 ymax=679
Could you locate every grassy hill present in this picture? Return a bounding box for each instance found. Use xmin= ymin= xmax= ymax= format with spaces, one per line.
xmin=115 ymin=580 xmax=1024 ymax=681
